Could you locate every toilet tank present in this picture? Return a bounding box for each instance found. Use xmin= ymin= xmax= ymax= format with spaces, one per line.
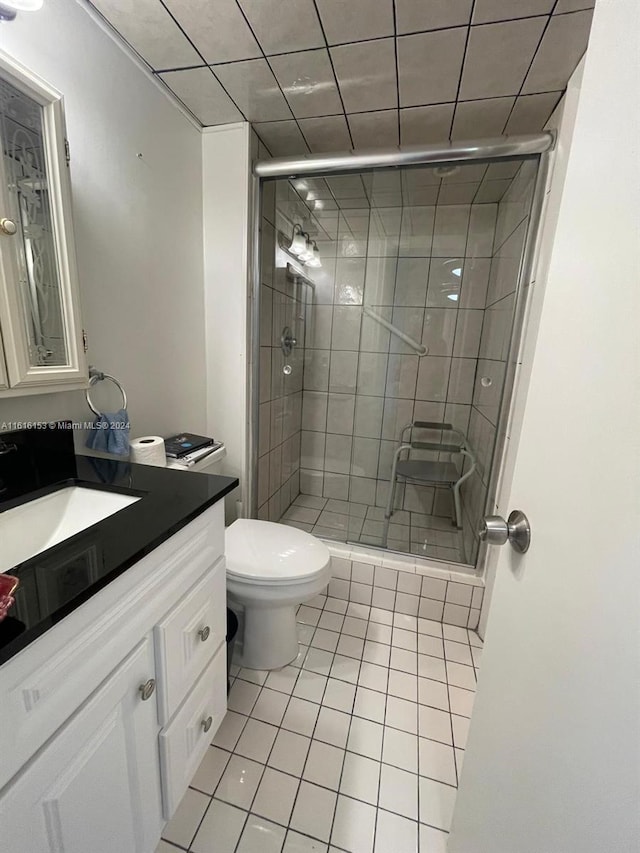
xmin=166 ymin=444 xmax=226 ymax=474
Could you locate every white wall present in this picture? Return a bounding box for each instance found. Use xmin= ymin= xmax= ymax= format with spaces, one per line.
xmin=202 ymin=123 xmax=252 ymax=516
xmin=0 ymin=0 xmax=206 ymax=443
xmin=449 ymin=0 xmax=640 ymax=849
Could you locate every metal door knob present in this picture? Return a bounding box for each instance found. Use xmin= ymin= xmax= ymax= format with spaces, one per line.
xmin=0 ymin=218 xmax=17 ymax=236
xmin=198 ymin=626 xmax=210 ymax=642
xmin=138 ymin=678 xmax=156 ymax=701
xmin=478 ymin=510 xmax=531 ymax=553
xmin=202 ymin=715 xmax=213 ymax=733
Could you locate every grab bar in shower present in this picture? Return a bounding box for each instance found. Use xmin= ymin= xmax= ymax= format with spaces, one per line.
xmin=362 ymin=306 xmax=428 ymax=356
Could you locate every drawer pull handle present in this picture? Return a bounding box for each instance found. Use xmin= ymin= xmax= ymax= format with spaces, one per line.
xmin=198 ymin=626 xmax=211 ymax=642
xmin=202 ymin=715 xmax=213 ymax=733
xmin=139 ymin=679 xmax=156 ymax=701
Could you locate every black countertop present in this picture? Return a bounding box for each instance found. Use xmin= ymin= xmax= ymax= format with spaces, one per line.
xmin=0 ymin=427 xmax=238 ymax=666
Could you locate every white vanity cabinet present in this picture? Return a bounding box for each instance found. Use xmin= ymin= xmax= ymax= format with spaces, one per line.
xmin=0 ymin=500 xmax=228 ymax=853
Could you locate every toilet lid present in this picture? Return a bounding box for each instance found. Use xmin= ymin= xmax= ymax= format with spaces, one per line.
xmin=225 ymin=519 xmax=330 ymax=582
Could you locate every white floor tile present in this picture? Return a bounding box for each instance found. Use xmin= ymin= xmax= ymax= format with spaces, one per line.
xmin=294 ymin=670 xmax=328 ymax=703
xmin=353 ymin=684 xmax=388 ymax=727
xmin=445 ymin=661 xmax=476 ymax=690
xmin=314 ymin=706 xmax=351 ymax=748
xmin=304 ymin=647 xmax=335 ymax=677
xmin=382 ymin=727 xmax=418 ymax=773
xmin=362 ymin=640 xmax=391 ymax=667
xmin=330 ymin=653 xmax=361 ymax=684
xmin=374 ymin=809 xmax=418 ymax=853
xmin=385 ymin=695 xmax=418 ymax=735
xmin=347 ymin=715 xmax=384 ymax=760
xmin=452 ymin=713 xmax=470 ymax=749
xmin=337 ymin=633 xmax=365 ymax=659
xmin=366 ymin=622 xmax=392 ymax=645
xmin=387 ymin=669 xmax=418 ymax=702
xmin=369 ymin=607 xmax=393 ymax=626
xmin=358 ymin=661 xmax=389 ymax=693
xmin=418 ymin=617 xmax=444 ymax=638
xmin=418 ymin=705 xmax=453 ymax=745
xmin=239 ymin=668 xmax=270 ymax=686
xmin=393 ymin=613 xmax=418 ymax=631
xmin=323 ymin=677 xmax=356 ymax=713
xmin=339 ymin=752 xmax=380 ymax=805
xmin=311 ymin=628 xmax=340 ymax=653
xmin=268 ymin=729 xmax=311 ymax=777
xmin=190 ymin=798 xmax=246 ymax=853
xmin=418 ymin=677 xmax=450 ymax=712
xmin=324 ymin=598 xmax=348 ymax=615
xmin=155 ymin=841 xmax=182 ymax=853
xmin=448 ymin=685 xmax=475 ymax=718
xmin=419 ymin=777 xmax=457 ymax=831
xmin=392 ymin=627 xmax=418 ymax=651
xmin=236 ymin=814 xmax=287 ymax=853
xmin=418 ymin=634 xmax=445 ymax=658
xmin=390 ymin=647 xmax=418 ymax=674
xmin=419 ymin=737 xmax=457 ymax=786
xmin=468 ymin=630 xmax=483 ymax=648
xmin=298 ymin=606 xmax=321 ymax=626
xmin=418 ymin=822 xmax=449 ymax=853
xmin=290 ymin=781 xmax=337 ymax=843
xmin=191 ymin=746 xmax=231 ymax=795
xmin=265 ymin=665 xmax=300 ymax=695
xmin=346 ymin=602 xmax=371 ymax=620
xmin=251 ymin=687 xmax=289 ymax=726
xmin=235 ymin=719 xmax=279 ymax=763
xmin=283 ymin=829 xmax=329 ymax=852
xmin=282 ymin=697 xmax=320 ymax=737
xmin=331 ymin=795 xmax=377 ymax=853
xmin=308 ymin=593 xmax=327 ymax=609
xmin=472 ymin=645 xmax=483 ymax=668
xmin=378 ymin=763 xmax=418 ymax=820
xmin=442 ymin=624 xmax=469 ymax=643
xmin=212 ymin=710 xmax=248 ymax=751
xmin=444 ymin=639 xmax=473 ymax=666
xmin=253 ymin=767 xmax=300 ymax=826
xmin=418 ymin=654 xmax=447 ymax=683
xmin=319 ymin=611 xmax=345 ymax=632
xmin=163 ymin=787 xmax=210 ymax=849
xmin=228 ymin=679 xmax=262 ymax=715
xmin=455 ymin=746 xmax=465 ymax=778
xmin=215 ymin=754 xmax=263 ymax=810
xmin=303 ymin=740 xmax=345 ymax=790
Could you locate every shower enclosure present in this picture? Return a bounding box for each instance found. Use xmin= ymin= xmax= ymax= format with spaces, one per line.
xmin=250 ymin=135 xmax=550 ymax=569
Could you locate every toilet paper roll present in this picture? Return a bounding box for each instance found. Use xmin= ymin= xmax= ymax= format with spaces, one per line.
xmin=130 ymin=436 xmax=166 ymax=467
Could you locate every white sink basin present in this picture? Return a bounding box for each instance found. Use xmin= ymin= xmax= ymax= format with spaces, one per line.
xmin=0 ymin=486 xmax=140 ymax=572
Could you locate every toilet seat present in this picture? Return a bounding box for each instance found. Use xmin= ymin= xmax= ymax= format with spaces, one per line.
xmin=225 ymin=519 xmax=330 ymax=584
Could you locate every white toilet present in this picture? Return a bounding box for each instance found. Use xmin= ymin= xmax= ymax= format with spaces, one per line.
xmin=169 ymin=446 xmax=331 ymax=670
xmin=225 ymin=519 xmax=331 ymax=670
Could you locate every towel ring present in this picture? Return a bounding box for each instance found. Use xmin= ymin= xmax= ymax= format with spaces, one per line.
xmin=85 ymin=371 xmax=127 ymax=416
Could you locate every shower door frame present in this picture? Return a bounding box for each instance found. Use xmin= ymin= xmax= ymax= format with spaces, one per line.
xmin=247 ymin=133 xmax=555 ymax=572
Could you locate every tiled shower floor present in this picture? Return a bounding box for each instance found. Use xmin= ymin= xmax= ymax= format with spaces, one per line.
xmin=158 ymin=592 xmax=482 ymax=853
xmin=281 ymin=495 xmax=465 ymax=564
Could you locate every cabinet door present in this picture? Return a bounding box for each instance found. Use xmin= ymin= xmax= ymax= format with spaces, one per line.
xmin=0 ymin=54 xmax=86 ymax=392
xmin=0 ymin=638 xmax=163 ymax=853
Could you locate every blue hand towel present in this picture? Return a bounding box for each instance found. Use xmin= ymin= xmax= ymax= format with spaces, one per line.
xmin=85 ymin=408 xmax=130 ymax=456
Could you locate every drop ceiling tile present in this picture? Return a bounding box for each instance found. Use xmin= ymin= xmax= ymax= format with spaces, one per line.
xmin=472 ymin=0 xmax=554 ymax=24
xmin=402 ymin=167 xmax=441 ymax=188
xmin=522 ymin=10 xmax=593 ymax=94
xmin=459 ymin=17 xmax=547 ymax=100
xmin=330 ymin=39 xmax=398 ymax=113
xmin=299 ymin=115 xmax=352 ymax=153
xmin=253 ymin=120 xmax=309 ymax=156
xmin=451 ymin=97 xmax=515 ymax=139
xmin=438 ymin=182 xmax=480 ymax=204
xmin=316 ymin=0 xmax=394 ymax=44
xmin=397 ymin=29 xmax=467 ymax=107
xmin=348 ymin=111 xmax=399 ymax=149
xmin=400 ymin=104 xmax=455 ymax=145
xmin=327 ymin=175 xmax=368 ymax=198
xmin=160 ymin=67 xmax=243 ymax=124
xmin=162 ymin=0 xmax=260 ymax=63
xmin=238 ymin=0 xmax=324 ymax=54
xmin=554 ymin=0 xmax=595 ymax=11
xmin=214 ymin=59 xmax=293 ymax=122
xmin=473 ymin=179 xmax=512 ymax=202
xmin=505 ymin=91 xmax=561 ymax=134
xmin=270 ymin=49 xmax=343 ymax=118
xmin=404 ymin=186 xmax=440 ymax=205
xmin=445 ymin=163 xmax=488 ymax=183
xmin=90 ymin=0 xmax=201 ymax=70
xmin=484 ymin=161 xmax=521 ymax=179
xmin=395 ymin=0 xmax=473 ymax=33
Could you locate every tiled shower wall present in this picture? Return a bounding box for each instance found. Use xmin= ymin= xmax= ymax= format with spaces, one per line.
xmin=299 ymin=187 xmax=498 ymax=536
xmin=460 ymin=161 xmax=538 ymax=559
xmin=257 ymin=181 xmax=306 ymax=521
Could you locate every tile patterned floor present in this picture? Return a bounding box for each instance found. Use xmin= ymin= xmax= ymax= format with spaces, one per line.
xmin=281 ymin=495 xmax=465 ymax=564
xmin=159 ymin=592 xmax=482 ymax=853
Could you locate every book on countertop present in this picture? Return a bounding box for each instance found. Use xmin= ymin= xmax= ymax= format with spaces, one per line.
xmin=164 ymin=432 xmax=216 ymax=458
xmin=172 ymin=443 xmax=223 ymax=467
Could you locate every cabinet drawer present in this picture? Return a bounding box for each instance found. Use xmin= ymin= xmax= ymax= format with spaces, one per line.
xmin=154 ymin=558 xmax=226 ymax=724
xmin=159 ymin=645 xmax=227 ymax=819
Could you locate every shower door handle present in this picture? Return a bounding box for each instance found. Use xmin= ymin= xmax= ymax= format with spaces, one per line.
xmin=478 ymin=510 xmax=531 ymax=553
